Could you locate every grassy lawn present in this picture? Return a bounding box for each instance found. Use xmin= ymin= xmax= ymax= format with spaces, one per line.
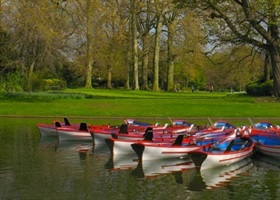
xmin=0 ymin=88 xmax=279 ymax=125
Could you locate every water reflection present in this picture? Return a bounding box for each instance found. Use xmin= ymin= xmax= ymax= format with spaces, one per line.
xmin=188 ymin=158 xmax=254 ymax=191
xmin=38 ymin=136 xmax=58 ymax=148
xmin=2 ymin=118 xmax=280 ymax=199
xmin=56 ymin=140 xmax=93 ymax=152
xmin=39 ymin=137 xmax=94 ymax=154
xmin=131 ymin=159 xmax=196 ymax=180
xmin=105 ymin=154 xmax=138 ymax=171
xmin=253 ymin=153 xmax=280 ymax=171
xmin=92 ymin=144 xmax=111 ymax=155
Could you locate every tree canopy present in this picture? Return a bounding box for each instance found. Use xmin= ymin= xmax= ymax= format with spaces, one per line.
xmin=0 ymin=0 xmax=276 ymax=96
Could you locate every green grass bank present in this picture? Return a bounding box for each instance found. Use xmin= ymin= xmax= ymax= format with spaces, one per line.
xmin=0 ymin=88 xmax=279 ymax=125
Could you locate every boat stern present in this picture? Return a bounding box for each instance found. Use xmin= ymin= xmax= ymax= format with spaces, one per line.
xmin=105 ymin=138 xmax=114 ymax=154
xmin=188 ymin=152 xmax=208 ymax=168
xmin=131 ymin=143 xmax=145 ymax=160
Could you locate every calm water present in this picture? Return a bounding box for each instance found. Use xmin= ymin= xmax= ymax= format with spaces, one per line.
xmin=1 ymin=118 xmax=280 ymax=200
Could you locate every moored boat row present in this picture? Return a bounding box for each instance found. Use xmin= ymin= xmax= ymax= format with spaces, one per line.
xmin=37 ymin=117 xmax=280 ymax=171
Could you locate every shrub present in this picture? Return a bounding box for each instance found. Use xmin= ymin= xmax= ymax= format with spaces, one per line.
xmin=245 ymin=80 xmax=273 ymax=96
xmin=40 ymin=79 xmax=67 ymax=91
xmin=0 ymin=71 xmax=24 ymax=92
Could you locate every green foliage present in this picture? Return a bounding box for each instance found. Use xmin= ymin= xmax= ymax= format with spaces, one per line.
xmin=246 ymin=80 xmax=273 ymax=96
xmin=205 ymin=45 xmax=263 ymax=92
xmin=0 ymin=71 xmax=24 ymax=93
xmin=0 ymin=28 xmax=15 ymax=71
xmin=0 ymin=91 xmax=86 ymax=102
xmin=40 ymin=79 xmax=67 ymax=91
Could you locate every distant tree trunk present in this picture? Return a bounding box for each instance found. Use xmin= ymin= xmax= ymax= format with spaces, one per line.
xmin=125 ymin=72 xmax=130 ymax=89
xmin=27 ymin=61 xmax=35 ymax=92
xmin=131 ymin=0 xmax=139 ymax=90
xmin=153 ymin=11 xmax=163 ymax=92
xmin=141 ymin=33 xmax=149 ymax=90
xmin=85 ymin=0 xmax=93 ymax=89
xmin=107 ymin=65 xmax=112 ymax=89
xmin=270 ymin=48 xmax=280 ymax=97
xmin=0 ymin=0 xmax=2 ymax=26
xmin=264 ymin=51 xmax=271 ymax=81
xmin=167 ymin=21 xmax=175 ymax=91
xmin=85 ymin=50 xmax=93 ymax=88
xmin=268 ymin=11 xmax=280 ymax=97
xmin=125 ymin=53 xmax=131 ymax=89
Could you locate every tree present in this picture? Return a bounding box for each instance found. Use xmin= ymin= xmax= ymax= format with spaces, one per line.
xmin=130 ymin=0 xmax=140 ymax=90
xmin=152 ymin=1 xmax=164 ymax=91
xmin=171 ymin=9 xmax=206 ymax=91
xmin=165 ymin=3 xmax=177 ymax=91
xmin=190 ymin=0 xmax=280 ymax=97
xmin=6 ymin=0 xmax=70 ymax=92
xmin=205 ymin=45 xmax=263 ymax=92
xmin=84 ymin=0 xmax=94 ymax=89
xmin=137 ymin=0 xmax=154 ymax=90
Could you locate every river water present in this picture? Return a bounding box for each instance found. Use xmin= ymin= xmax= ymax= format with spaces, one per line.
xmin=0 ymin=118 xmax=280 ymax=200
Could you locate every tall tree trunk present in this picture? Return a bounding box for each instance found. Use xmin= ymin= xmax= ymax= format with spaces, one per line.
xmin=269 ymin=8 xmax=280 ymax=97
xmin=125 ymin=53 xmax=131 ymax=89
xmin=264 ymin=51 xmax=270 ymax=81
xmin=0 ymin=0 xmax=2 ymax=27
xmin=85 ymin=0 xmax=93 ymax=89
xmin=167 ymin=21 xmax=175 ymax=91
xmin=153 ymin=11 xmax=163 ymax=92
xmin=141 ymin=33 xmax=149 ymax=90
xmin=107 ymin=65 xmax=112 ymax=89
xmin=131 ymin=0 xmax=139 ymax=90
xmin=27 ymin=61 xmax=35 ymax=92
xmin=270 ymin=47 xmax=280 ymax=97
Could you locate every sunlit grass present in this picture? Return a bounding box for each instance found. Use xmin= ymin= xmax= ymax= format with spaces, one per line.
xmin=0 ymin=89 xmax=279 ymax=122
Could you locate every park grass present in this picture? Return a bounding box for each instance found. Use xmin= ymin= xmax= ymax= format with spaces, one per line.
xmin=0 ymin=88 xmax=279 ymax=125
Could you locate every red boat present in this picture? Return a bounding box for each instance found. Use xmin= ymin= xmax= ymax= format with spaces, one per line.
xmin=188 ymin=136 xmax=254 ymax=170
xmin=37 ymin=117 xmax=77 ymax=137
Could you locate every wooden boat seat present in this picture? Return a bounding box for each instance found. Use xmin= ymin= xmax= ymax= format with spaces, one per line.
xmin=172 ymin=135 xmax=184 ymax=146
xmin=79 ymin=123 xmax=88 ymax=131
xmin=119 ymin=124 xmax=128 ymax=134
xmin=143 ymin=127 xmax=153 ymax=137
xmin=144 ymin=130 xmax=153 ymax=141
xmin=55 ymin=121 xmax=61 ymax=127
xmin=64 ymin=117 xmax=71 ymax=126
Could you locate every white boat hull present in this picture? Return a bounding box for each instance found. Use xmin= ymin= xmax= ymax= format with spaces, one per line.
xmin=106 ymin=139 xmax=138 ymax=155
xmin=200 ymin=150 xmax=253 ymax=170
xmin=91 ymin=131 xmax=113 ymax=145
xmin=38 ymin=125 xmax=57 ymax=137
xmin=131 ymin=143 xmax=200 ymax=160
xmin=57 ymin=128 xmax=92 ymax=141
xmin=143 ymin=145 xmax=199 ymax=160
xmin=254 ymin=143 xmax=280 ymax=158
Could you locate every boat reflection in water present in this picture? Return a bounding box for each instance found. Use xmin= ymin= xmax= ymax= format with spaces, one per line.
xmin=56 ymin=140 xmax=93 ymax=151
xmin=131 ymin=158 xmax=196 ymax=184
xmin=105 ymin=154 xmax=138 ymax=171
xmin=39 ymin=138 xmax=111 ymax=160
xmin=38 ymin=136 xmax=59 ymax=148
xmin=188 ymin=158 xmax=253 ymax=191
xmin=253 ymin=153 xmax=280 ymax=171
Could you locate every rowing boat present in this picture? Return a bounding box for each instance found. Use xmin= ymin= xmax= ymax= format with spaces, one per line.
xmin=188 ymin=136 xmax=254 ymax=170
